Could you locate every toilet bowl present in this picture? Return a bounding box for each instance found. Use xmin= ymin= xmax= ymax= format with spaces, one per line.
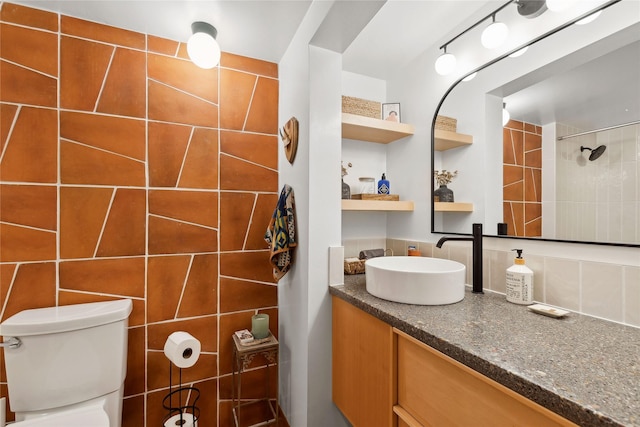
xmin=12 ymin=404 xmax=110 ymax=426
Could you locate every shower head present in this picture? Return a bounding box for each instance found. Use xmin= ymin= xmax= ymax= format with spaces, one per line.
xmin=580 ymin=145 xmax=606 ymax=161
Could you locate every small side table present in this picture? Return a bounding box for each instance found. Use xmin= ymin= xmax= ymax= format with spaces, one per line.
xmin=232 ymin=332 xmax=279 ymax=427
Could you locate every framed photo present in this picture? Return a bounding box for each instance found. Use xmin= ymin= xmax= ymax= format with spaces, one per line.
xmin=382 ymin=103 xmax=401 ymax=123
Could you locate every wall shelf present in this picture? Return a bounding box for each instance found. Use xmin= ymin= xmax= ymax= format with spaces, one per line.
xmin=342 ymin=199 xmax=414 ymax=212
xmin=342 ymin=113 xmax=414 ymax=143
xmin=434 ymin=129 xmax=473 ymax=151
xmin=434 ymin=202 xmax=473 ymax=212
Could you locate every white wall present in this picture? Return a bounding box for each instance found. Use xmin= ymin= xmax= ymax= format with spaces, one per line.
xmin=306 ymin=45 xmax=347 ymax=426
xmin=278 ymin=2 xmax=349 ymax=426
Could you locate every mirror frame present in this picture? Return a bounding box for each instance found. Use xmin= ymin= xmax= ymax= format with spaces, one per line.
xmin=430 ymin=0 xmax=640 ymax=248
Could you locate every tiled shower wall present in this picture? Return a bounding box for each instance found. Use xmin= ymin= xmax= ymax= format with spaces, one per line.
xmin=0 ymin=3 xmax=280 ymax=426
xmin=503 ymin=119 xmax=542 ymax=237
xmin=343 ymin=238 xmax=640 ymax=328
xmin=555 ymin=123 xmax=640 ymax=243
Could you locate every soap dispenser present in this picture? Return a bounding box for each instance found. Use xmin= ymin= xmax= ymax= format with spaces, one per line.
xmin=377 ymin=173 xmax=390 ymax=194
xmin=506 ymin=249 xmax=533 ymax=305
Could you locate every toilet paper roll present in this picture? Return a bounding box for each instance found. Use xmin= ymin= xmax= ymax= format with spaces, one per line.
xmin=163 ymin=331 xmax=201 ymax=368
xmin=164 ymin=412 xmax=196 ymax=427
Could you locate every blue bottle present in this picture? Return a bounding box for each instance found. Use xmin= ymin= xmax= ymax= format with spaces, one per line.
xmin=377 ymin=173 xmax=390 ymax=194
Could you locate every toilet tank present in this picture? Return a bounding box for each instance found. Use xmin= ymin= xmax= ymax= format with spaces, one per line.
xmin=0 ymin=299 xmax=133 ymax=413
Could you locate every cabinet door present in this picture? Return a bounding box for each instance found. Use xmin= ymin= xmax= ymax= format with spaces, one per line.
xmin=396 ymin=330 xmax=577 ymax=427
xmin=332 ymin=296 xmax=395 ymax=427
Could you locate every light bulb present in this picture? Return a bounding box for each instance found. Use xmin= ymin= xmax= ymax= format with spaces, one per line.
xmin=462 ymin=72 xmax=477 ymax=82
xmin=435 ymin=51 xmax=456 ymax=76
xmin=546 ymin=0 xmax=577 ymax=12
xmin=187 ymin=23 xmax=221 ymax=69
xmin=502 ymin=106 xmax=510 ymax=126
xmin=576 ymin=11 xmax=601 ymax=25
xmin=481 ymin=19 xmax=508 ymax=49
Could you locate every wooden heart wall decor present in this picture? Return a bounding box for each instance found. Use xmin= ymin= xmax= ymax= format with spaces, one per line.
xmin=280 ymin=117 xmax=299 ymax=164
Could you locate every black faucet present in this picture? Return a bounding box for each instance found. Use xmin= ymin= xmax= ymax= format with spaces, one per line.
xmin=436 ymin=223 xmax=483 ymax=294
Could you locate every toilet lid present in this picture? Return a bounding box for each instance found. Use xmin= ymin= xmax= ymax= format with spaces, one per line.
xmin=13 ymin=406 xmax=109 ymax=426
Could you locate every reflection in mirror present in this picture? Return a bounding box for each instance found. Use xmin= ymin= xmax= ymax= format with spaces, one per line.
xmin=432 ymin=1 xmax=640 ymax=246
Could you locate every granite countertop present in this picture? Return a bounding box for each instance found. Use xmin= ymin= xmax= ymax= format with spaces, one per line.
xmin=330 ymin=274 xmax=640 ymax=427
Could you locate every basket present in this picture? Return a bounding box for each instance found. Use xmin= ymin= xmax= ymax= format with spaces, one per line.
xmin=344 ymin=258 xmax=366 ymax=275
xmin=342 ymin=96 xmax=381 ymax=119
xmin=435 ymin=115 xmax=457 ymax=132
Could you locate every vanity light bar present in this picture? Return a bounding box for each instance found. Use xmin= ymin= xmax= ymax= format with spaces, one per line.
xmin=435 ymin=0 xmax=550 ymax=76
xmin=437 ymin=0 xmax=515 ymax=53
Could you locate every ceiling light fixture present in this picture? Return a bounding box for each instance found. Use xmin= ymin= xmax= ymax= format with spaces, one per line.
xmin=187 ymin=21 xmax=221 ymax=69
xmin=481 ymin=15 xmax=509 ymax=49
xmin=434 ymin=0 xmax=546 ymax=76
xmin=502 ymin=103 xmax=511 ymax=126
xmin=435 ymin=46 xmax=457 ymax=76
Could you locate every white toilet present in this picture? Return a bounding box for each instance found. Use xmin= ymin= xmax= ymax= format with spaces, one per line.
xmin=0 ymin=299 xmax=133 ymax=427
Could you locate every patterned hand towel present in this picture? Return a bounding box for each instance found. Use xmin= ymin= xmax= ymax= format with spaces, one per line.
xmin=265 ymin=184 xmax=297 ymax=280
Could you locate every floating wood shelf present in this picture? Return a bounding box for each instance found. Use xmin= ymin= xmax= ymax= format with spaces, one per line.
xmin=434 ymin=129 xmax=473 ymax=151
xmin=342 ymin=113 xmax=415 ymax=143
xmin=342 ymin=199 xmax=414 ymax=212
xmin=434 ymin=202 xmax=474 ymax=212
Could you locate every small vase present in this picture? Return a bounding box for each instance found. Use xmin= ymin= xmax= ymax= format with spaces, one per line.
xmin=342 ymin=179 xmax=351 ymax=200
xmin=434 ymin=184 xmax=454 ymax=202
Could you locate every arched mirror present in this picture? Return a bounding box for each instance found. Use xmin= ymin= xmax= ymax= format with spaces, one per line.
xmin=431 ymin=0 xmax=640 ymax=247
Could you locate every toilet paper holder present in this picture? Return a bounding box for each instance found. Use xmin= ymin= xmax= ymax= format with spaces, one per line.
xmin=162 ymin=365 xmax=200 ymax=427
xmin=162 ymin=332 xmax=201 ymax=426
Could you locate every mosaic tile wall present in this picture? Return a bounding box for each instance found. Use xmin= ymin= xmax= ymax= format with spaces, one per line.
xmin=503 ymin=119 xmax=542 ymax=237
xmin=0 ymin=3 xmax=280 ymax=425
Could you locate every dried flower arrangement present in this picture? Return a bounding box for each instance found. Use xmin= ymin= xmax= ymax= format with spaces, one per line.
xmin=434 ymin=169 xmax=458 ymax=186
xmin=341 ymin=161 xmax=352 ymax=177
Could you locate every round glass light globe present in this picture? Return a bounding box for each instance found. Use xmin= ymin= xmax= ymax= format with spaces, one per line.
xmin=546 ymin=0 xmax=577 ymax=12
xmin=187 ymin=32 xmax=221 ymax=69
xmin=502 ymin=108 xmax=511 ymax=126
xmin=576 ymin=11 xmax=601 ymax=25
xmin=435 ymin=52 xmax=456 ymax=75
xmin=509 ymin=46 xmax=529 ymax=58
xmin=481 ymin=21 xmax=508 ymax=49
xmin=462 ymin=72 xmax=477 ymax=82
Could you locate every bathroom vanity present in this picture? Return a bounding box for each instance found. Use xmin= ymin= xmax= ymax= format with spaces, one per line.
xmin=331 ymin=275 xmax=639 ymax=427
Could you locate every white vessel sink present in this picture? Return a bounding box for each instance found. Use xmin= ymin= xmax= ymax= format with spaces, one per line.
xmin=365 ymin=256 xmax=466 ymax=305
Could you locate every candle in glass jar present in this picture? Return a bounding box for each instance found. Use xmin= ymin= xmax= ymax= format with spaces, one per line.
xmin=251 ymin=313 xmax=270 ymax=339
xmin=359 ymin=177 xmax=375 ymax=194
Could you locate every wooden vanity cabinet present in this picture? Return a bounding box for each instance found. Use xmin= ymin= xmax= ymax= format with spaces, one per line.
xmin=395 ymin=330 xmax=577 ymax=427
xmin=332 ymin=296 xmax=396 ymax=427
xmin=332 ymin=296 xmax=578 ymax=427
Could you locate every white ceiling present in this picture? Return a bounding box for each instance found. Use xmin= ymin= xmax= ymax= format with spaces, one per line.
xmin=10 ymin=0 xmax=314 ymax=64
xmin=9 ymin=0 xmax=637 ymax=131
xmin=504 ymin=38 xmax=640 ymax=131
xmin=10 ymin=0 xmax=493 ymax=79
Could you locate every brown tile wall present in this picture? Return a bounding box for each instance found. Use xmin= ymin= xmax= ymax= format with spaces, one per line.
xmin=503 ymin=119 xmax=542 ymax=237
xmin=0 ymin=3 xmax=280 ymax=426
